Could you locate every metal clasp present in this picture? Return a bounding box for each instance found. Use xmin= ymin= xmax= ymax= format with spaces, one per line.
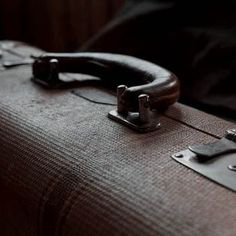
xmin=108 ymin=85 xmax=160 ymax=133
xmin=172 ymin=129 xmax=236 ymax=192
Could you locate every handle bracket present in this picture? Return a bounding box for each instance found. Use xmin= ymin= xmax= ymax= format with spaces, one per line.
xmin=108 ymin=85 xmax=161 ymax=133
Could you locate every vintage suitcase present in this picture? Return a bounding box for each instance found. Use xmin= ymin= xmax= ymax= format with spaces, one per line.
xmin=0 ymin=41 xmax=236 ymax=236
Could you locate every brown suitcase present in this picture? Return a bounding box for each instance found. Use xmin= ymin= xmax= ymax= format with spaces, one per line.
xmin=0 ymin=41 xmax=235 ymax=236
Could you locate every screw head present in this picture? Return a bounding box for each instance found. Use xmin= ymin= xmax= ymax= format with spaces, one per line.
xmin=174 ymin=153 xmax=184 ymax=158
xmin=225 ymin=129 xmax=236 ymax=142
xmin=228 ymin=165 xmax=236 ymax=172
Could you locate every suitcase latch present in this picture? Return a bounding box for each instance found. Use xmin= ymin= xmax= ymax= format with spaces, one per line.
xmin=172 ymin=129 xmax=236 ymax=192
xmin=108 ymin=85 xmax=161 ymax=133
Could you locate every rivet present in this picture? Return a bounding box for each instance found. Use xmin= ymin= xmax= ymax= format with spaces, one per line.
xmin=117 ymin=85 xmax=128 ymax=114
xmin=49 ymin=58 xmax=59 ymax=83
xmin=138 ymin=94 xmax=151 ymax=124
xmin=228 ymin=165 xmax=236 ymax=172
xmin=174 ymin=153 xmax=183 ymax=158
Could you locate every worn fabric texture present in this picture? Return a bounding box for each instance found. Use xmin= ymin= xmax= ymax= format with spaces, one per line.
xmin=0 ymin=42 xmax=236 ymax=236
xmin=82 ymin=0 xmax=236 ymax=120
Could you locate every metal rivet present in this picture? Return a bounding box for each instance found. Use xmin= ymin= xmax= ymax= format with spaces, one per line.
xmin=117 ymin=85 xmax=128 ymax=114
xmin=49 ymin=58 xmax=59 ymax=82
xmin=138 ymin=94 xmax=151 ymax=124
xmin=228 ymin=165 xmax=236 ymax=172
xmin=174 ymin=153 xmax=183 ymax=158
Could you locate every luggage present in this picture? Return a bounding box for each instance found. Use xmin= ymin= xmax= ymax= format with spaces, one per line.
xmin=0 ymin=41 xmax=235 ymax=236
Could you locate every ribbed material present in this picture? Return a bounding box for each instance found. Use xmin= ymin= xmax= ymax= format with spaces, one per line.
xmin=0 ymin=42 xmax=235 ymax=236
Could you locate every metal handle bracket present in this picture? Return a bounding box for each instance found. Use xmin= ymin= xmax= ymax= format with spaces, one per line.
xmin=108 ymin=85 xmax=161 ymax=133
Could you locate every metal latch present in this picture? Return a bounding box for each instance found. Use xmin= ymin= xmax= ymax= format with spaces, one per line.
xmin=172 ymin=129 xmax=236 ymax=192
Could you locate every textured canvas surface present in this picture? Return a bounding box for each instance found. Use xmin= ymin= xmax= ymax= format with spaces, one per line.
xmin=0 ymin=42 xmax=236 ymax=236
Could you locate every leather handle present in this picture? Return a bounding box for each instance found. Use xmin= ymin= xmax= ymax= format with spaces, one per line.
xmin=32 ymin=53 xmax=180 ymax=112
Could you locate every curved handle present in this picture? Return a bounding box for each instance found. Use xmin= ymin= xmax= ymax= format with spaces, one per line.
xmin=32 ymin=53 xmax=180 ymax=112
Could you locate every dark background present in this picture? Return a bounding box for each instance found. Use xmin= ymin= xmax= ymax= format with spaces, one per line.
xmin=0 ymin=0 xmax=124 ymax=51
